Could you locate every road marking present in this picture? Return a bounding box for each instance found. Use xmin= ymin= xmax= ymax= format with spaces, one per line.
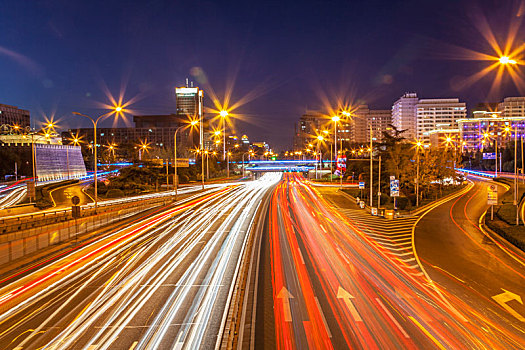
xmin=409 ymin=316 xmax=446 ymax=350
xmin=375 ymin=298 xmax=410 ymax=338
xmin=297 ymin=247 xmax=305 ymax=264
xmin=129 ymin=341 xmax=138 ymax=350
xmin=277 ymin=287 xmax=294 ymax=322
xmin=337 ymin=287 xmax=362 ymax=321
xmin=314 ymin=297 xmax=332 ymax=338
xmin=492 ymin=289 xmax=525 ymax=322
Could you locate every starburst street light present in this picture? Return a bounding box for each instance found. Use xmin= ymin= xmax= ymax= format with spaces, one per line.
xmin=72 ymin=103 xmax=128 ymax=212
xmin=412 ymin=139 xmax=424 ymax=207
xmin=449 ymin=13 xmax=525 ymax=96
xmin=219 ymin=110 xmax=229 ymax=160
xmin=499 ymin=56 xmax=517 ymax=65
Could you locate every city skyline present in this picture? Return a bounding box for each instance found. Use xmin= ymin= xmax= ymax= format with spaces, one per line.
xmin=1 ymin=1 xmax=525 ymax=150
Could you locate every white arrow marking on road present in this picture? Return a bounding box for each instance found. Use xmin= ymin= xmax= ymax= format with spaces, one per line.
xmin=277 ymin=287 xmax=294 ymax=322
xmin=337 ymin=287 xmax=362 ymax=322
xmin=492 ymin=289 xmax=525 ymax=322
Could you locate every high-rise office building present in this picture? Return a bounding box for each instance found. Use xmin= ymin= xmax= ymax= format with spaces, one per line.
xmin=498 ymin=97 xmax=525 ymax=118
xmin=392 ymin=93 xmax=418 ymax=140
xmin=293 ymin=111 xmax=324 ymax=150
xmin=353 ymin=105 xmax=370 ymax=143
xmin=0 ymin=103 xmax=30 ymax=128
xmin=175 ymin=87 xmax=203 ymax=118
xmin=416 ymin=98 xmax=466 ymax=143
xmin=176 ymin=84 xmax=204 ymax=148
xmin=367 ymin=109 xmax=392 ymax=142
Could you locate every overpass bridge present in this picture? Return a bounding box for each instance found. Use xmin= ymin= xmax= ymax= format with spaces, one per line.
xmin=244 ymin=159 xmax=330 ymax=173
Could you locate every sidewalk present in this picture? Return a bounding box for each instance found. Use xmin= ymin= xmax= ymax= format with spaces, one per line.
xmin=484 ymin=178 xmax=525 ymax=252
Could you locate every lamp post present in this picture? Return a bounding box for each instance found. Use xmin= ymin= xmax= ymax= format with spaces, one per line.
xmin=227 ymin=151 xmax=231 ymax=178
xmin=72 ymin=106 xmax=121 ymax=212
xmin=332 ymin=115 xmax=340 ymax=179
xmin=415 ymin=140 xmax=423 ymax=207
xmin=173 ymin=120 xmax=198 ymax=199
xmin=316 ymin=135 xmax=324 ymax=179
xmin=220 ymin=110 xmax=228 ymax=160
xmin=515 ymin=123 xmax=520 ymax=225
xmin=204 ymin=150 xmax=210 ymax=180
xmin=242 ymin=151 xmax=253 ymax=178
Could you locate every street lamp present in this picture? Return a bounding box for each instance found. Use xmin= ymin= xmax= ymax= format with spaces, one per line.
xmin=220 ymin=110 xmax=228 ymax=160
xmin=332 ymin=115 xmax=340 ymax=182
xmin=414 ymin=140 xmax=423 ymax=207
xmin=72 ymin=106 xmax=122 ymax=212
xmin=173 ymin=120 xmax=198 ymax=199
xmin=227 ymin=151 xmax=232 ymax=178
xmin=316 ymin=135 xmax=324 ymax=179
xmin=242 ymin=151 xmax=254 ymax=178
xmin=499 ymin=56 xmax=517 ymax=65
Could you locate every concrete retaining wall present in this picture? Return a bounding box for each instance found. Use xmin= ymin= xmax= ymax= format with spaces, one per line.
xmin=0 ymin=197 xmax=172 ymax=267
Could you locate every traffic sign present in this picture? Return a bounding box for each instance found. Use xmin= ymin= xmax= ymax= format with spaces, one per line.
xmin=26 ymin=181 xmax=36 ymax=199
xmin=487 ymin=185 xmax=498 ymax=205
xmin=359 ymin=182 xmax=365 ymax=189
xmin=390 ymin=179 xmax=400 ymax=197
xmin=72 ymin=205 xmax=81 ymax=218
xmin=483 ymin=152 xmax=496 ymax=160
xmin=71 ymin=195 xmax=80 ymax=205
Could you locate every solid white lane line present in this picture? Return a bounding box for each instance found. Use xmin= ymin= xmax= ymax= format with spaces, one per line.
xmin=315 ymin=297 xmax=332 ymax=338
xmin=375 ymin=298 xmax=410 ymax=338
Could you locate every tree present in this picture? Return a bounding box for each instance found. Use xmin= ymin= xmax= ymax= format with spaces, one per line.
xmin=379 ymin=125 xmax=413 ymax=195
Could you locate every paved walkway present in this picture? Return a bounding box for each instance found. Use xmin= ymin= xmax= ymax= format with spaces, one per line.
xmin=317 ymin=187 xmax=423 ymax=276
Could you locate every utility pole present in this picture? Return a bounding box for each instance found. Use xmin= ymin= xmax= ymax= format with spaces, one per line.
xmin=166 ymin=159 xmax=169 ymax=191
xmin=369 ymin=125 xmax=373 ymax=208
xmin=495 ymin=139 xmax=498 ymax=177
xmin=515 ymin=125 xmax=519 ymax=225
xmin=377 ymin=155 xmax=381 ymax=208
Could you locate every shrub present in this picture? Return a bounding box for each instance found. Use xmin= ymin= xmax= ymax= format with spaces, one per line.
xmin=106 ymin=189 xmax=125 ymax=198
xmin=396 ymin=197 xmax=409 ymax=210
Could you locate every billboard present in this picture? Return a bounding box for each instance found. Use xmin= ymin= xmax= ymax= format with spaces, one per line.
xmin=334 ymin=156 xmax=347 ymax=176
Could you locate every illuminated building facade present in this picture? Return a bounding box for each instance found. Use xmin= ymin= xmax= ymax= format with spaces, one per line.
xmin=0 ymin=103 xmax=30 ymax=129
xmin=392 ymin=93 xmax=418 ymax=140
xmin=458 ymin=110 xmax=525 ymax=152
xmin=367 ymin=109 xmax=392 ymax=142
xmin=416 ymin=98 xmax=466 ymax=143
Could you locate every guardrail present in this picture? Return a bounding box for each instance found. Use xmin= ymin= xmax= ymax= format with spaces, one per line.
xmin=0 ymin=194 xmax=175 ymax=266
xmin=0 ymin=191 xmax=178 ymax=235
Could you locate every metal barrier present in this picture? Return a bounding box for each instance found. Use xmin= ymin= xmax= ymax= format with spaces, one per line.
xmin=0 ymin=195 xmax=174 ymax=266
xmin=0 ymin=192 xmax=177 ymax=235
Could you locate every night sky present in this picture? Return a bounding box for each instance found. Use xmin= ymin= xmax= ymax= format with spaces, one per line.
xmin=1 ymin=0 xmax=523 ymax=150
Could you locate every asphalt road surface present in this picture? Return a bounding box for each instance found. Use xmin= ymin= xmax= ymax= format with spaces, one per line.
xmin=415 ymin=177 xmax=525 ymax=343
xmin=255 ymin=173 xmax=524 ymax=349
xmin=49 ymin=181 xmax=94 ymax=207
xmin=0 ymin=173 xmax=280 ymax=350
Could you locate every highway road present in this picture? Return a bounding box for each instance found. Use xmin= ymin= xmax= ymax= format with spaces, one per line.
xmin=255 ymin=173 xmax=524 ymax=349
xmin=415 ymin=177 xmax=525 ymax=340
xmin=49 ymin=181 xmax=94 ymax=206
xmin=0 ymin=185 xmax=26 ymax=209
xmin=0 ymin=172 xmax=280 ymax=350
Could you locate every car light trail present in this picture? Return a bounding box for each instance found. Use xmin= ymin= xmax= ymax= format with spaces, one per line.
xmin=266 ymin=173 xmax=525 ymax=349
xmin=0 ymin=173 xmax=281 ymax=350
